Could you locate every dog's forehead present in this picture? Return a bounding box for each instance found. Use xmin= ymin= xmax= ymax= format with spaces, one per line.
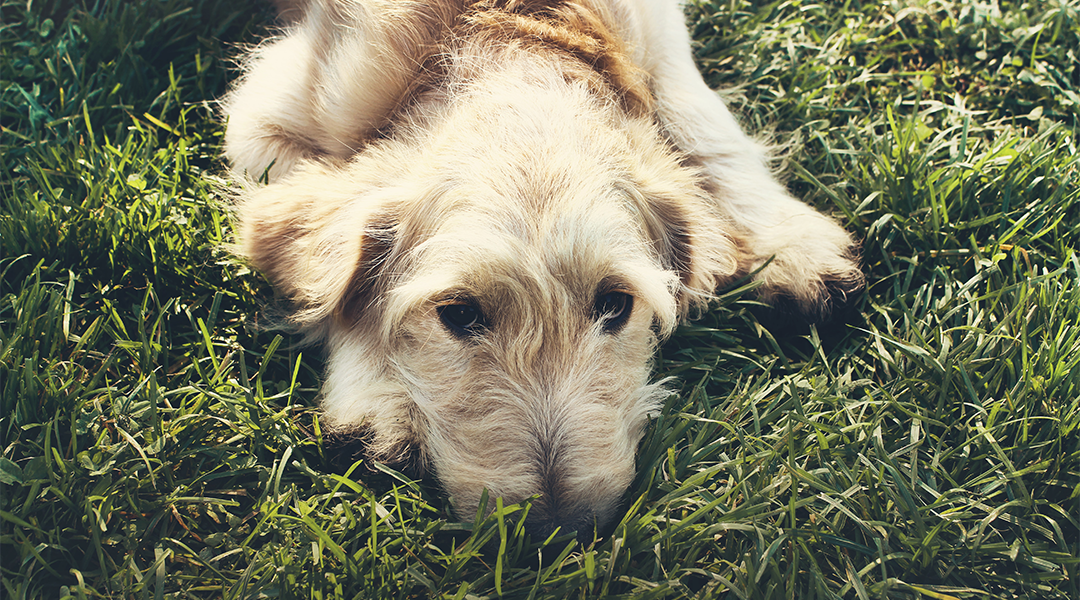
xmin=421 ymin=66 xmax=638 ymax=194
xmin=382 ymin=64 xmax=681 ymax=320
xmin=385 ymin=178 xmax=678 ymax=327
xmin=416 ymin=81 xmax=653 ymax=267
xmin=410 ymin=190 xmax=655 ymax=295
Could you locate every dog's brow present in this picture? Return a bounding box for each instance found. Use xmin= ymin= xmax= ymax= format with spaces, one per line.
xmin=431 ymin=288 xmax=478 ymax=305
xmin=596 ymin=275 xmax=634 ymax=295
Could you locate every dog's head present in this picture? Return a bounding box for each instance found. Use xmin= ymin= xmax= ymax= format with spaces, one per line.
xmin=235 ymin=61 xmax=740 ymax=535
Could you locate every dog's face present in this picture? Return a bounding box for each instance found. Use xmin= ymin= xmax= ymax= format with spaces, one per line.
xmin=366 ymin=185 xmax=678 ymax=533
xmin=237 ymin=64 xmax=739 ymax=534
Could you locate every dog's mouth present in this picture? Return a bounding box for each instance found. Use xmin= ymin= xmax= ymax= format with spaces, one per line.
xmin=524 ymin=509 xmax=603 ymax=542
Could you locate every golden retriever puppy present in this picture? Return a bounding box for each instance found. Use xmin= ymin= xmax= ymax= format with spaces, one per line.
xmin=223 ymin=0 xmax=862 ymax=536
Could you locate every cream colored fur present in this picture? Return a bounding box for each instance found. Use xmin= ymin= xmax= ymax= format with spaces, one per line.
xmin=223 ymin=0 xmax=862 ymax=534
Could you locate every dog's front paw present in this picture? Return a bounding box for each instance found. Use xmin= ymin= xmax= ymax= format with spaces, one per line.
xmin=741 ymin=212 xmax=864 ymax=322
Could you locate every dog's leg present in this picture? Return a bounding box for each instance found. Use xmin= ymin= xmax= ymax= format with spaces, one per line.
xmin=623 ymin=0 xmax=862 ymax=318
xmin=223 ymin=1 xmax=463 ymax=182
xmin=221 ymin=28 xmax=330 ymax=182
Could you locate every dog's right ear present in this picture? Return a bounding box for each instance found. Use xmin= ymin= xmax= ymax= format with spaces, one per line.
xmin=234 ymin=163 xmax=398 ymax=329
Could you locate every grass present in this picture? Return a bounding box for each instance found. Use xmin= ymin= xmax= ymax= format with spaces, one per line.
xmin=1 ymin=0 xmax=1078 ymax=597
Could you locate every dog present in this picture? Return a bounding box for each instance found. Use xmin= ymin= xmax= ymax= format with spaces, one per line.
xmin=222 ymin=0 xmax=862 ymax=536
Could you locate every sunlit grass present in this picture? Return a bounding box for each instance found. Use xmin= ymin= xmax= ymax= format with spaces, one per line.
xmin=2 ymin=0 xmax=1078 ymax=597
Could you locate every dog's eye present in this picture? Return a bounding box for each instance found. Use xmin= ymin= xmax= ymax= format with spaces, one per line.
xmin=595 ymin=291 xmax=633 ymax=333
xmin=438 ymin=303 xmax=486 ymax=338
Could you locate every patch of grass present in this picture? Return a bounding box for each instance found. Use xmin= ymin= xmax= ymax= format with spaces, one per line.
xmin=2 ymin=0 xmax=1078 ymax=598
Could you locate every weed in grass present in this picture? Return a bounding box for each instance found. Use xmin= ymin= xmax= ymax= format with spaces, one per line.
xmin=2 ymin=0 xmax=1078 ymax=598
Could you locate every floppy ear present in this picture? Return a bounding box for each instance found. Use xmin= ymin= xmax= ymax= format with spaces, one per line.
xmin=235 ymin=162 xmax=398 ymax=329
xmin=644 ymin=191 xmax=742 ymax=316
xmin=623 ymin=135 xmax=745 ymax=318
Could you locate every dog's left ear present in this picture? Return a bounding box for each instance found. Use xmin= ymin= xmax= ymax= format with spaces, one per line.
xmin=623 ymin=142 xmax=744 ymax=318
xmin=234 ymin=162 xmax=399 ymax=329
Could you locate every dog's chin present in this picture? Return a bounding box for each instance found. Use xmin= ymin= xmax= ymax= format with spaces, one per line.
xmin=446 ymin=483 xmax=627 ymax=541
xmin=520 ymin=495 xmax=625 ymax=542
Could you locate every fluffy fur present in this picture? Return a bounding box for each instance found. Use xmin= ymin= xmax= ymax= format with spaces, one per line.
xmin=223 ymin=0 xmax=862 ymax=535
